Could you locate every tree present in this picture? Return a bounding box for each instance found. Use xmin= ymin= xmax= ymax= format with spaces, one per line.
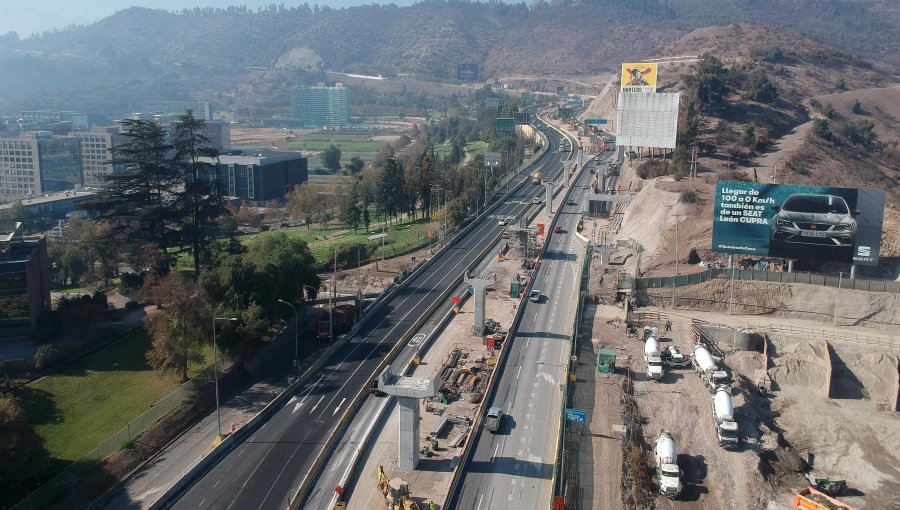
xmin=377 ymin=158 xmax=406 ymax=223
xmin=322 ymin=144 xmax=342 ymax=171
xmin=286 ymin=182 xmax=321 ymax=228
xmin=740 ymin=124 xmax=757 ymax=148
xmin=0 ymin=394 xmax=49 ymax=488
xmin=143 ymin=272 xmax=211 ymax=381
xmin=173 ymin=110 xmax=225 ymax=277
xmin=852 ymin=99 xmax=863 ymax=114
xmin=345 ymin=156 xmax=365 ymax=175
xmin=340 ymin=182 xmax=362 ymax=232
xmin=81 ymin=119 xmax=180 ymax=274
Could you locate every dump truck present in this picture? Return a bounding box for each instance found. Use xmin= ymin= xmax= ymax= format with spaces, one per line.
xmin=713 ymin=387 xmax=739 ymax=448
xmin=792 ymin=486 xmax=857 ymax=510
xmin=655 ymin=431 xmax=683 ymax=498
xmin=694 ymin=344 xmax=729 ymax=392
xmin=644 ymin=336 xmax=664 ymax=381
xmin=532 ymin=171 xmax=542 ymax=184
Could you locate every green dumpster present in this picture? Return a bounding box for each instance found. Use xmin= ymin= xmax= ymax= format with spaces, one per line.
xmin=597 ymin=348 xmax=617 ymax=373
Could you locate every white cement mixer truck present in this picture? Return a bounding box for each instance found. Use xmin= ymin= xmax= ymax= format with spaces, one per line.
xmin=694 ymin=344 xmax=729 ymax=393
xmin=713 ymin=387 xmax=740 ymax=448
xmin=655 ymin=431 xmax=683 ymax=498
xmin=644 ymin=337 xmax=664 ymax=381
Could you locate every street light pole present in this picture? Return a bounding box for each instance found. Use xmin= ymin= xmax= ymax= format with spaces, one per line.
xmin=673 ymin=214 xmax=685 ymax=308
xmin=213 ymin=316 xmax=238 ymax=439
xmin=277 ymin=299 xmax=298 ymax=369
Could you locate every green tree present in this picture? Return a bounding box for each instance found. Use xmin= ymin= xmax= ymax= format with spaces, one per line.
xmin=852 ymin=99 xmax=863 ymax=114
xmin=322 ymin=144 xmax=342 ymax=171
xmin=345 ymin=156 xmax=365 ymax=174
xmin=82 ymin=119 xmax=180 ymax=275
xmin=286 ymin=182 xmax=321 ymax=229
xmin=340 ymin=182 xmax=362 ymax=232
xmin=143 ymin=273 xmax=211 ymax=381
xmin=0 ymin=394 xmax=49 ymax=489
xmin=173 ymin=110 xmax=225 ymax=277
xmin=741 ymin=124 xmax=757 ymax=148
xmin=377 ymin=158 xmax=406 ymax=223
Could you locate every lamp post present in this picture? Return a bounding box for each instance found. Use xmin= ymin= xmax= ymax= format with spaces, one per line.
xmin=213 ymin=316 xmax=238 ymax=439
xmin=277 ymin=299 xmax=298 ymax=369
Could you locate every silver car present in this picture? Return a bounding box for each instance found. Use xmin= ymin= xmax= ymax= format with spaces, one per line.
xmin=770 ymin=194 xmax=858 ymax=248
xmin=484 ymin=406 xmax=503 ymax=433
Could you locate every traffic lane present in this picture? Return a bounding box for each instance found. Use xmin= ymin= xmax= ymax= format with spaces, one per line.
xmin=455 ymin=245 xmax=574 ymax=508
xmin=172 ymin=177 xmax=546 ymax=508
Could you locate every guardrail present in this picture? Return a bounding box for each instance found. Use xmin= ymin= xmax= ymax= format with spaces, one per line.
xmin=630 ymin=268 xmax=900 ymax=293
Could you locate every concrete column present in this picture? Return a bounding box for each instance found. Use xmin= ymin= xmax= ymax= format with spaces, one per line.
xmin=465 ymin=274 xmax=497 ymax=336
xmin=397 ymin=397 xmax=419 ymax=470
xmin=727 ymin=254 xmax=733 ymax=270
xmin=849 ymin=264 xmax=856 ymax=280
xmin=787 ymin=259 xmax=794 ymax=273
xmin=543 ymin=182 xmax=554 ymax=214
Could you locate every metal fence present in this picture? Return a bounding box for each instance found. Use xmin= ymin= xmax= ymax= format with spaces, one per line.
xmin=12 ymin=359 xmax=230 ymax=510
xmin=632 ymin=268 xmax=900 ymax=294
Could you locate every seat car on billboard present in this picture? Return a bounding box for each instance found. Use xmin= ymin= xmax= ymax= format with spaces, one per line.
xmin=620 ymin=63 xmax=658 ymax=93
xmin=711 ymin=181 xmax=885 ymax=266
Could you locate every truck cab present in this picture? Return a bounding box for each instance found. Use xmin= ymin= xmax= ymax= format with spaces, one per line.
xmin=658 ymin=462 xmax=683 ymax=498
xmin=716 ymin=420 xmax=740 ymax=448
xmin=646 ymin=356 xmax=664 ymax=381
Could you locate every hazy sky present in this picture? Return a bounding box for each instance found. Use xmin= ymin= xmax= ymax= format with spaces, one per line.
xmin=0 ymin=1 xmax=410 ymax=36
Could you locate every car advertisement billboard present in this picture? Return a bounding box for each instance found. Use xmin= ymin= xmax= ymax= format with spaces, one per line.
xmin=712 ymin=181 xmax=885 ymax=266
xmin=621 ymin=63 xmax=658 ymax=93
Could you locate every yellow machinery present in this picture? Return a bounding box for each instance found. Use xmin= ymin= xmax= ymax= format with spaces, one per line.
xmin=377 ymin=466 xmax=421 ymax=510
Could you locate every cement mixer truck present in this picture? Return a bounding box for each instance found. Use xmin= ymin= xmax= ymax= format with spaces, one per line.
xmin=694 ymin=344 xmax=729 ymax=393
xmin=655 ymin=431 xmax=683 ymax=498
xmin=713 ymin=387 xmax=740 ymax=448
xmin=644 ymin=337 xmax=664 ymax=381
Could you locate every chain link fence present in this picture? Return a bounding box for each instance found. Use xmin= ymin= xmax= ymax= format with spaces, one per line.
xmin=631 ymin=268 xmax=900 ymax=293
xmin=11 ymin=359 xmax=230 ymax=510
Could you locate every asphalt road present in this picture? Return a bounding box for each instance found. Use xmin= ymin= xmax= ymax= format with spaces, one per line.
xmin=163 ymin=125 xmax=566 ymax=510
xmin=451 ymin=152 xmax=606 ymax=510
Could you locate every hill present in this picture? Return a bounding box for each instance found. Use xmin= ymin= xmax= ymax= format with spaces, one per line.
xmin=0 ymin=0 xmax=899 ymax=115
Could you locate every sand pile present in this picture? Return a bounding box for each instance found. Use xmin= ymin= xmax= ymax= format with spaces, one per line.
xmin=726 ymin=350 xmax=763 ymax=381
xmin=619 ymin=179 xmax=682 ymax=256
xmin=768 ymin=340 xmax=830 ymax=393
xmin=830 ymin=348 xmax=900 ymax=411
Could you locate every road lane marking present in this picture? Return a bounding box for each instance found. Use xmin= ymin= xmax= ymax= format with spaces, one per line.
xmin=310 ymin=395 xmax=324 ymax=414
xmin=516 ymin=366 xmax=521 ymax=380
xmin=493 ymin=443 xmax=500 ymax=462
xmin=332 ymin=398 xmax=347 ymax=416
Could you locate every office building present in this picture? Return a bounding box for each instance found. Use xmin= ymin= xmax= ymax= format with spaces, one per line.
xmin=201 ymin=151 xmax=307 ymax=206
xmin=0 ymin=221 xmax=50 ymax=336
xmin=75 ymin=131 xmax=118 ymax=187
xmin=291 ymin=84 xmax=350 ymax=129
xmin=0 ymin=134 xmax=42 ymax=200
xmin=143 ymin=101 xmax=212 ymax=121
xmin=37 ymin=135 xmax=82 ymax=192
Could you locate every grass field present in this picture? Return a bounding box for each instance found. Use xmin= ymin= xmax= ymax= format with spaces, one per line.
xmin=20 ymin=330 xmax=212 ymax=465
xmin=279 ymin=132 xmax=392 ymax=166
xmin=433 ymin=140 xmax=489 ymax=158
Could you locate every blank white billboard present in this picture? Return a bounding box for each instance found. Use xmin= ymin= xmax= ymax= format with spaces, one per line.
xmin=616 ymin=92 xmax=680 ymax=149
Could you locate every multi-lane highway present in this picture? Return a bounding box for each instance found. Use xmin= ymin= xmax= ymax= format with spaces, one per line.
xmin=451 ymin=147 xmax=610 ymax=509
xmin=160 ymin=124 xmax=568 ymax=510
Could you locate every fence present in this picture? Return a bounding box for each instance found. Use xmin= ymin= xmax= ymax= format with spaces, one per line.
xmin=11 ymin=359 xmax=231 ymax=510
xmin=631 ymin=268 xmax=900 ymax=294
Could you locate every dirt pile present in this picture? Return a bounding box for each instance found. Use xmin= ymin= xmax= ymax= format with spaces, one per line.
xmin=768 ymin=340 xmax=830 ymax=395
xmin=829 ymin=347 xmax=900 ymax=411
xmin=619 ymin=179 xmax=682 ymax=256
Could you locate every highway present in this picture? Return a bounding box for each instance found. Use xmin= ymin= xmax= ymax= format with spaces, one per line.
xmin=162 ymin=124 xmax=567 ymax=510
xmin=451 ymin=147 xmax=610 ymax=510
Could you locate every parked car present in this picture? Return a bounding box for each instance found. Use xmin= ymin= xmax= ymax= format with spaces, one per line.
xmin=484 ymin=406 xmax=504 ymax=432
xmin=771 ymin=194 xmax=858 ymax=248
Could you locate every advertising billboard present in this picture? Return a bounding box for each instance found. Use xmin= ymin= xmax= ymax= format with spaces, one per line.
xmin=712 ymin=181 xmax=885 ymax=266
xmin=615 ymin=92 xmax=679 ymax=149
xmin=621 ymin=63 xmax=658 ymax=93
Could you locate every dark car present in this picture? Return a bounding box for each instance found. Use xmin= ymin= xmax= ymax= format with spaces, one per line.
xmin=554 ymin=225 xmax=563 ymax=233
xmin=770 ymin=194 xmax=858 ymax=248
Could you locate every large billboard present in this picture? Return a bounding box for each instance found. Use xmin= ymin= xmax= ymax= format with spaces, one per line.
xmin=621 ymin=63 xmax=658 ymax=93
xmin=615 ymin=92 xmax=679 ymax=149
xmin=712 ymin=181 xmax=885 ymax=266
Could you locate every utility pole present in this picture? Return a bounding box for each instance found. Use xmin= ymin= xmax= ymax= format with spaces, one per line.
xmin=331 ymin=248 xmax=337 ymax=343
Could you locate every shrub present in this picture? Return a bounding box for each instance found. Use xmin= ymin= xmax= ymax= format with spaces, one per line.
xmin=718 ymin=170 xmax=752 ymax=182
xmin=119 ymin=271 xmax=145 ymax=292
xmin=33 ymin=344 xmax=61 ymax=370
xmin=124 ymin=301 xmax=142 ymax=310
xmin=636 ymin=159 xmax=672 ymax=179
xmin=681 ymin=190 xmax=698 ymax=204
xmin=851 ymin=99 xmax=863 ymax=115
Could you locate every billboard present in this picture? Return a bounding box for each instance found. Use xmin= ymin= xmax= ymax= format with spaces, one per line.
xmin=712 ymin=181 xmax=885 ymax=266
xmin=615 ymin=92 xmax=679 ymax=149
xmin=621 ymin=63 xmax=658 ymax=93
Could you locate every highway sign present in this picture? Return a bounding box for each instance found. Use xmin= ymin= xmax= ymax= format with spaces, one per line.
xmin=585 ymin=119 xmax=609 ymax=125
xmin=485 ymin=97 xmax=500 ymax=108
xmin=485 ymin=152 xmax=501 ymax=167
xmin=565 ymin=408 xmax=587 ymax=423
xmin=496 ymin=118 xmax=515 ymax=132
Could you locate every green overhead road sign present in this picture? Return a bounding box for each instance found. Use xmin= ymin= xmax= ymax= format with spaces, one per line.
xmin=496 ymin=118 xmax=515 ymax=132
xmin=585 ymin=119 xmax=609 ymax=125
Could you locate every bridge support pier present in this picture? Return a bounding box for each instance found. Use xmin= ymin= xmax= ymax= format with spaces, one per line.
xmin=465 ymin=274 xmax=496 ymax=336
xmin=377 ymin=369 xmax=438 ymax=471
